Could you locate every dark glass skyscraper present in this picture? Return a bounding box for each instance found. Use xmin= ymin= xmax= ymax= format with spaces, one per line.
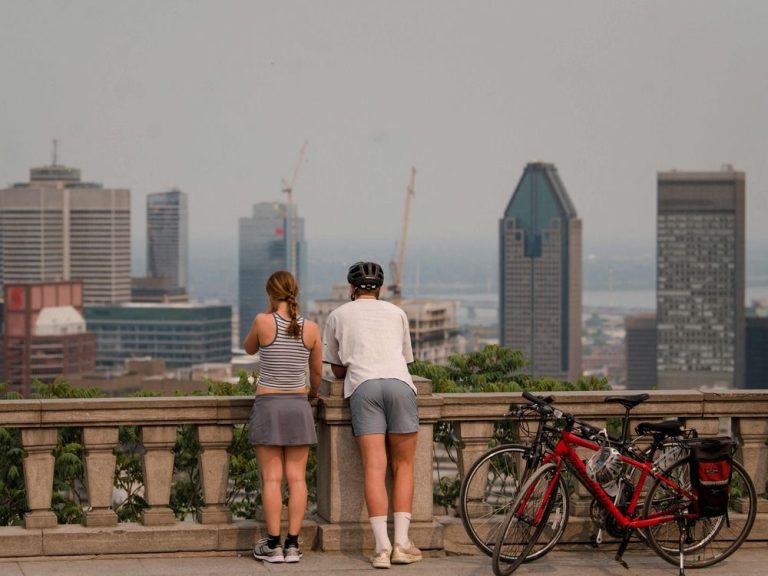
xmin=745 ymin=316 xmax=768 ymax=389
xmin=656 ymin=169 xmax=745 ymax=389
xmin=147 ymin=189 xmax=188 ymax=289
xmin=238 ymin=202 xmax=306 ymax=344
xmin=499 ymin=162 xmax=582 ymax=382
xmin=625 ymin=313 xmax=657 ymax=389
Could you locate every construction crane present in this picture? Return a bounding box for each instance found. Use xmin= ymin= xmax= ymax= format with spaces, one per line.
xmin=388 ymin=167 xmax=416 ymax=301
xmin=281 ymin=141 xmax=308 ymax=277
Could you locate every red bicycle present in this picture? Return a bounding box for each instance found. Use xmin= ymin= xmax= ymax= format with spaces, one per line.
xmin=492 ymin=392 xmax=756 ymax=576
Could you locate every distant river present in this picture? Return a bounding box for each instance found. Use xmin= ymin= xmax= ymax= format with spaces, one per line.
xmin=583 ymin=286 xmax=768 ymax=311
xmin=420 ymin=285 xmax=768 ymax=327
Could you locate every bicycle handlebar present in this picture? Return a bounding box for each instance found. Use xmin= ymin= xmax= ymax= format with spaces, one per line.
xmin=520 ymin=391 xmax=581 ymax=429
xmin=522 ymin=390 xmax=551 ymax=409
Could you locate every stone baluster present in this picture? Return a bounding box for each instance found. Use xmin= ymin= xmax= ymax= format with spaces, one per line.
xmin=455 ymin=421 xmax=495 ymax=480
xmin=735 ymin=416 xmax=768 ymax=499
xmin=83 ymin=427 xmax=120 ymax=527
xmin=21 ymin=429 xmax=58 ymax=529
xmin=196 ymin=425 xmax=233 ymax=524
xmin=454 ymin=421 xmax=497 ymax=521
xmin=684 ymin=416 xmax=721 ymax=438
xmin=140 ymin=426 xmax=177 ymax=526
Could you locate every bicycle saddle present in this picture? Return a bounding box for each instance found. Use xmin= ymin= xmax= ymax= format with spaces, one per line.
xmin=604 ymin=393 xmax=650 ymax=409
xmin=635 ymin=419 xmax=683 ymax=437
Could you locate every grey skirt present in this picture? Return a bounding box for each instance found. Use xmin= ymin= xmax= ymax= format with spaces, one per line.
xmin=248 ymin=393 xmax=317 ymax=446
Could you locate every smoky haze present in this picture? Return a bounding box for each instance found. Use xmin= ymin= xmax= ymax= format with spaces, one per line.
xmin=1 ymin=1 xmax=767 ymax=300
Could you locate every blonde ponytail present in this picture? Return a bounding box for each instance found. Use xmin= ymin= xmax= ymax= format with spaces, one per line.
xmin=286 ymin=295 xmax=302 ymax=338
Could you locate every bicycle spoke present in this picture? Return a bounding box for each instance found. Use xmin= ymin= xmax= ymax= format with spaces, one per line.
xmin=460 ymin=445 xmax=569 ymax=560
xmin=492 ymin=463 xmax=559 ymax=576
xmin=645 ymin=459 xmax=756 ymax=567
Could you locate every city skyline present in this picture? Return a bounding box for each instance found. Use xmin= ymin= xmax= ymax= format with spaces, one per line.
xmin=1 ymin=1 xmax=767 ymax=281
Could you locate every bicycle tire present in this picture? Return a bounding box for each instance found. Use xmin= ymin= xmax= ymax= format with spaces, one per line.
xmin=458 ymin=444 xmax=569 ymax=560
xmin=644 ymin=457 xmax=756 ymax=568
xmin=492 ymin=463 xmax=560 ymax=576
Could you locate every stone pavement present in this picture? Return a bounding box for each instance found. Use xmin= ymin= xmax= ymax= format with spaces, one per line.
xmin=1 ymin=546 xmax=766 ymax=576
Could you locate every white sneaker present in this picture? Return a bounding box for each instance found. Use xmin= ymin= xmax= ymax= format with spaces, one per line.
xmin=371 ymin=548 xmax=392 ymax=569
xmin=284 ymin=542 xmax=302 ymax=563
xmin=252 ymin=539 xmax=284 ymax=563
xmin=391 ymin=541 xmax=422 ymax=564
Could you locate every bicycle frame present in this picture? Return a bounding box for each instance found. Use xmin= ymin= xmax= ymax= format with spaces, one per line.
xmin=536 ymin=430 xmax=698 ymax=532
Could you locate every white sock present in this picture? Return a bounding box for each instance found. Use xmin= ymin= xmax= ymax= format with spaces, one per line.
xmin=393 ymin=511 xmax=412 ymax=547
xmin=369 ymin=515 xmax=391 ymax=552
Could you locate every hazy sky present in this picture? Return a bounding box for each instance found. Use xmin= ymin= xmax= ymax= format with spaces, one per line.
xmin=1 ymin=1 xmax=767 ymax=267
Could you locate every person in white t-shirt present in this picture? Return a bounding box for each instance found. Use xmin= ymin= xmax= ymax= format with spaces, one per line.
xmin=323 ymin=261 xmax=423 ymax=569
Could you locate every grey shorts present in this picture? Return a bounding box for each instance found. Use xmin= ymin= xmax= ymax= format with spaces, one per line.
xmin=349 ymin=378 xmax=419 ymax=437
xmin=248 ymin=394 xmax=317 ymax=446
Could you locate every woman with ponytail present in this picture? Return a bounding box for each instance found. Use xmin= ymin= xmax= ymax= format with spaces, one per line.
xmin=243 ymin=270 xmax=322 ymax=564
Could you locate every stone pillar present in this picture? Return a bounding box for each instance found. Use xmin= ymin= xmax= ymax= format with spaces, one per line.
xmin=21 ymin=428 xmax=58 ymax=529
xmin=83 ymin=427 xmax=119 ymax=527
xmin=196 ymin=425 xmax=233 ymax=524
xmin=315 ymin=375 xmax=443 ymax=551
xmin=140 ymin=426 xmax=177 ymax=526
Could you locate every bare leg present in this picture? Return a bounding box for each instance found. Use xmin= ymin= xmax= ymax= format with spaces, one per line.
xmin=356 ymin=433 xmax=389 ymax=516
xmin=388 ymin=432 xmax=421 ymax=561
xmin=388 ymin=432 xmax=417 ymax=513
xmin=255 ymin=445 xmax=284 ymax=537
xmin=283 ymin=445 xmax=310 ymax=536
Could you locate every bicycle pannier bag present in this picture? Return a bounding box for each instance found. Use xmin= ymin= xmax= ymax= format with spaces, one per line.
xmin=689 ymin=437 xmax=736 ymax=518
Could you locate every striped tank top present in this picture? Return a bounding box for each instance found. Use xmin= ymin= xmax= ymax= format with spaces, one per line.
xmin=257 ymin=313 xmax=310 ymax=391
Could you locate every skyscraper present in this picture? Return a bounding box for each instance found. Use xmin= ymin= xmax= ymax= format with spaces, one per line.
xmin=625 ymin=313 xmax=657 ymax=390
xmin=499 ymin=162 xmax=582 ymax=382
xmin=238 ymin=202 xmax=306 ymax=343
xmin=745 ymin=316 xmax=768 ymax=389
xmin=147 ymin=189 xmax=188 ymax=289
xmin=656 ymin=168 xmax=745 ymax=389
xmin=0 ymin=160 xmax=131 ymax=304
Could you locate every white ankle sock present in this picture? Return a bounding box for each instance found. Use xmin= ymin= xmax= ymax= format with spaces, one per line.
xmin=369 ymin=515 xmax=391 ymax=552
xmin=393 ymin=511 xmax=412 ymax=546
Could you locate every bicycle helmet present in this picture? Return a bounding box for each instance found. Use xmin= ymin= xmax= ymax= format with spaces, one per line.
xmin=347 ymin=261 xmax=384 ymax=290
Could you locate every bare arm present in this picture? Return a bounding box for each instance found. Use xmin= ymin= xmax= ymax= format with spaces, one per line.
xmin=243 ymin=316 xmax=261 ymax=355
xmin=304 ymin=321 xmax=323 ymax=397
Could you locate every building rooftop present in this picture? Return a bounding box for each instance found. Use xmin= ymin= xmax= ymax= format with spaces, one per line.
xmin=34 ymin=305 xmax=87 ymax=336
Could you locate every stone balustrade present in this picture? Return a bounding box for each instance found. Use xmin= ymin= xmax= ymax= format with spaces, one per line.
xmin=0 ymin=381 xmax=765 ymax=557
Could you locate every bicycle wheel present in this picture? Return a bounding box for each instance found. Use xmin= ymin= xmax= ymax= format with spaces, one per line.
xmin=644 ymin=457 xmax=756 ymax=567
xmin=492 ymin=463 xmax=560 ymax=576
xmin=459 ymin=444 xmax=569 ymax=559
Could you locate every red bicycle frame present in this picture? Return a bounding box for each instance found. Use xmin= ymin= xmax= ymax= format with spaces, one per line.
xmin=532 ymin=430 xmax=698 ymax=531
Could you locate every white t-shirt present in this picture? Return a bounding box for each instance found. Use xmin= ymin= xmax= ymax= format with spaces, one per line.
xmin=323 ymin=298 xmax=415 ymax=398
